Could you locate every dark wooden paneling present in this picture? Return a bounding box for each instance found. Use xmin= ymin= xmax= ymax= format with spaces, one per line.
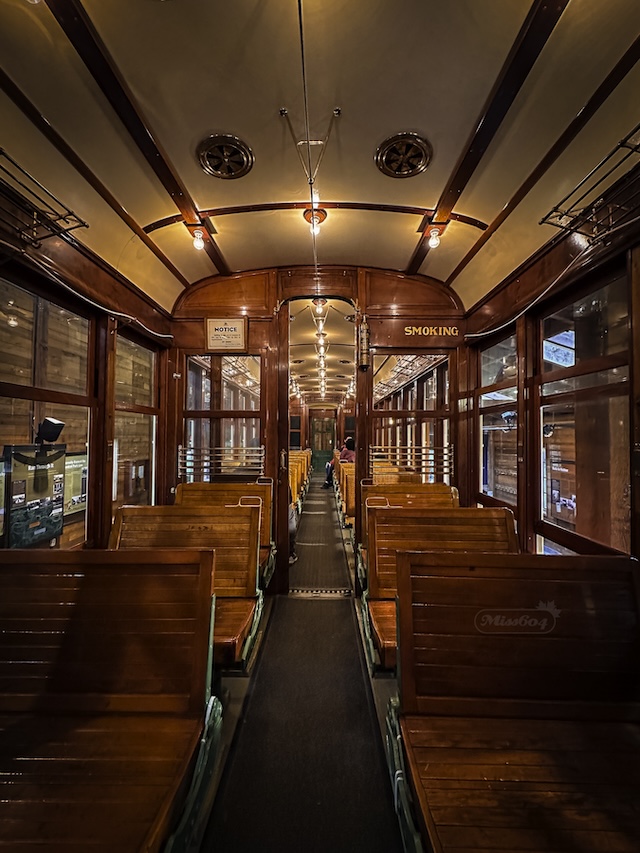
xmin=173 ymin=271 xmax=276 ymax=318
xmin=365 ymin=269 xmax=462 ymax=314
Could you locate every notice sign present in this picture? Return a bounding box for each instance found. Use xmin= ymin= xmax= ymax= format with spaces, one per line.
xmin=205 ymin=318 xmax=247 ymax=351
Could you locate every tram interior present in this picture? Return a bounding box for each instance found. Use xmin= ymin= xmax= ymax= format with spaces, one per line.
xmin=1 ymin=1 xmax=640 ymax=851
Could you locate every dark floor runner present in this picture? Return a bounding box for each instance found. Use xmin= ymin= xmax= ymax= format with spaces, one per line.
xmin=202 ymin=596 xmax=403 ymax=852
xmin=290 ymin=471 xmax=351 ymax=591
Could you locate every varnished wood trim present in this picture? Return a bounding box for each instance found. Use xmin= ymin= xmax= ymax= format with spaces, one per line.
xmin=447 ymin=32 xmax=640 ymax=287
xmin=144 ymin=202 xmax=489 ymax=235
xmin=407 ymin=0 xmax=571 ymax=275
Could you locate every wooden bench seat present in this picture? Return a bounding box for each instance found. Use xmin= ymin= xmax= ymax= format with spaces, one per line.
xmin=364 ymin=506 xmax=519 ymax=669
xmin=175 ymin=479 xmax=276 ymax=587
xmin=357 ymin=484 xmax=460 ymax=587
xmin=109 ymin=504 xmax=263 ymax=668
xmin=389 ymin=552 xmax=640 ymax=853
xmin=0 ymin=549 xmax=221 ymax=853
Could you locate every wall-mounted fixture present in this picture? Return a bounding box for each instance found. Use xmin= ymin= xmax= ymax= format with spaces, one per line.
xmin=358 ymin=315 xmax=370 ymax=371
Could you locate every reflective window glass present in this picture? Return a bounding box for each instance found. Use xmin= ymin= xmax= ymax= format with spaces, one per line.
xmin=0 ymin=280 xmax=34 ymax=386
xmin=115 ymin=336 xmax=156 ymax=407
xmin=541 ymin=367 xmax=628 ymax=397
xmin=39 ymin=303 xmax=89 ymax=394
xmin=480 ymin=411 xmax=517 ymax=504
xmin=542 ymin=277 xmax=627 ymax=372
xmin=113 ymin=412 xmax=156 ymax=510
xmin=541 ymin=396 xmax=629 ymax=551
xmin=480 ymin=387 xmax=517 ymax=407
xmin=480 ymin=334 xmax=516 ymax=386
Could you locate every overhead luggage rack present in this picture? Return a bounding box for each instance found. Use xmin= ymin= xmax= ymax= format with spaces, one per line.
xmin=540 ymin=122 xmax=640 ymax=242
xmin=0 ymin=148 xmax=88 ymax=250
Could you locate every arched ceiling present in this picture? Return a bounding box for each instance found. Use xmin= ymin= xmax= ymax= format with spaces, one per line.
xmin=0 ymin=0 xmax=638 ymax=320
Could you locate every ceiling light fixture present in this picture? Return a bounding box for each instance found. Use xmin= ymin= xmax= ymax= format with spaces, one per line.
xmin=428 ymin=228 xmax=441 ymax=249
xmin=193 ymin=229 xmax=205 ymax=250
xmin=303 ymin=208 xmax=327 ymax=236
xmin=7 ymin=315 xmax=19 ymax=328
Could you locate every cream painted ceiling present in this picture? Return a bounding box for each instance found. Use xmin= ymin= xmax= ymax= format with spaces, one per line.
xmin=0 ymin=0 xmax=639 ymax=403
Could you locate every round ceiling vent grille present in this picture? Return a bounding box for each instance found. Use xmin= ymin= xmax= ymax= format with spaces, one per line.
xmin=197 ymin=134 xmax=254 ymax=179
xmin=375 ymin=132 xmax=432 ymax=178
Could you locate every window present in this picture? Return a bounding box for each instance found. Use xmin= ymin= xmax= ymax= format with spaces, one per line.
xmin=113 ymin=336 xmax=158 ymax=511
xmin=183 ymin=355 xmax=263 ymax=481
xmin=538 ymin=276 xmax=629 ymax=552
xmin=479 ymin=334 xmax=517 ymax=505
xmin=371 ymin=354 xmax=451 ymax=482
xmin=0 ymin=279 xmax=91 ymax=548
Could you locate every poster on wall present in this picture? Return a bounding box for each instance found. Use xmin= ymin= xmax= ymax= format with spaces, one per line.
xmin=64 ymin=453 xmax=88 ymax=516
xmin=205 ymin=318 xmax=247 ymax=351
xmin=4 ymin=444 xmax=66 ymax=548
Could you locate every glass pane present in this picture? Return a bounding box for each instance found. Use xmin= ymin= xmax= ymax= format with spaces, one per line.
xmin=0 ymin=280 xmax=35 ymax=386
xmin=185 ymin=355 xmax=261 ymax=411
xmin=541 ymin=366 xmax=628 ymax=397
xmin=113 ymin=412 xmax=155 ymax=510
xmin=373 ymin=354 xmax=446 ymax=409
xmin=481 ymin=334 xmax=516 ymax=386
xmin=0 ymin=396 xmax=33 ymax=445
xmin=39 ymin=302 xmax=89 ymax=394
xmin=541 ymin=396 xmax=629 ymax=551
xmin=222 ymin=356 xmax=260 ymax=411
xmin=542 ymin=277 xmax=628 ymax=372
xmin=480 ymin=387 xmax=517 ymax=407
xmin=480 ymin=411 xmax=517 ymax=504
xmin=536 ymin=536 xmax=577 ymax=556
xmin=186 ymin=356 xmax=212 ymax=410
xmin=115 ymin=336 xmax=156 ymax=407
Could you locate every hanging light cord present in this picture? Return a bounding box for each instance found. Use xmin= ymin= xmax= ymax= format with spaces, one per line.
xmin=296 ymin=0 xmax=319 ymax=275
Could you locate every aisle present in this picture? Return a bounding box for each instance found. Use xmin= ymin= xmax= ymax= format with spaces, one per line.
xmin=202 ymin=474 xmax=403 ymax=852
xmin=290 ymin=471 xmax=351 ymax=592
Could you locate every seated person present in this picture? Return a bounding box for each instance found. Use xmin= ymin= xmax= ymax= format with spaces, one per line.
xmin=323 ymin=437 xmax=355 ymax=488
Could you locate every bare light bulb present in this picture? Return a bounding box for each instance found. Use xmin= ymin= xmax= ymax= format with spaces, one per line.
xmin=428 ymin=228 xmax=441 ymax=249
xmin=193 ymin=229 xmax=205 ymax=250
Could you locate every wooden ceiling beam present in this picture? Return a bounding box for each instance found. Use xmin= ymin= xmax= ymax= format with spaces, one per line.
xmin=0 ymin=67 xmax=191 ymax=290
xmin=446 ymin=32 xmax=640 ymax=287
xmin=406 ymin=0 xmax=571 ymax=276
xmin=44 ymin=0 xmax=231 ymax=276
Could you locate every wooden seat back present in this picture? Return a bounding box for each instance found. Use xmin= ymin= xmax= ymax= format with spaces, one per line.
xmin=175 ymin=479 xmax=273 ymax=551
xmin=367 ymin=506 xmax=519 ymax=599
xmin=396 ymin=552 xmax=640 ymax=720
xmin=0 ymin=549 xmax=214 ymax=715
xmin=109 ymin=504 xmax=260 ymax=598
xmin=360 ymin=483 xmax=459 ymax=550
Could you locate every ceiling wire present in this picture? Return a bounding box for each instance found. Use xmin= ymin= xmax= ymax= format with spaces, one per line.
xmin=296 ymin=0 xmax=320 ymax=283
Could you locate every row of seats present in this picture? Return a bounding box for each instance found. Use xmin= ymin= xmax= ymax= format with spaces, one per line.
xmin=0 ymin=548 xmax=221 ymax=853
xmin=289 ymin=449 xmax=312 ymax=510
xmin=388 ymin=550 xmax=640 ymax=853
xmin=0 ymin=476 xmax=281 ymax=851
xmin=351 ymin=476 xmax=640 ymax=852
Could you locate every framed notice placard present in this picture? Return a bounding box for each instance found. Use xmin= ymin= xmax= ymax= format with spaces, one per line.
xmin=205 ymin=318 xmax=247 ymax=351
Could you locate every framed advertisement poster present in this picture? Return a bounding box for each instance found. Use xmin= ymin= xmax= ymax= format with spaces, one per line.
xmin=205 ymin=318 xmax=247 ymax=351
